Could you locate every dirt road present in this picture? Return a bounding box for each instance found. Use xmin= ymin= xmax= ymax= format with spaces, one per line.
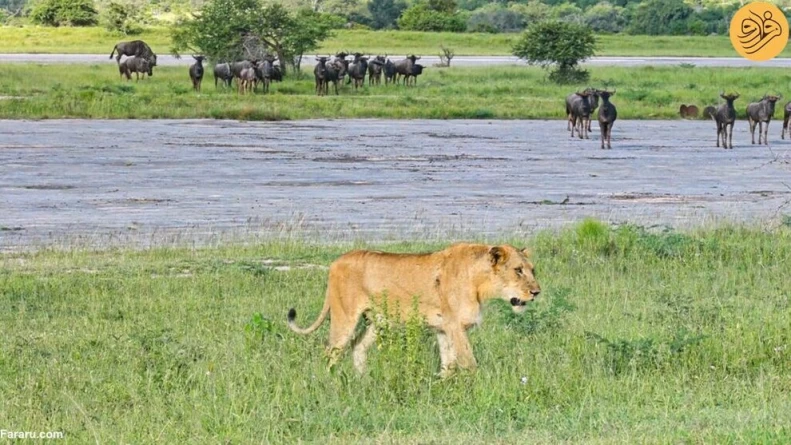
xmin=1 ymin=119 xmax=789 ymax=250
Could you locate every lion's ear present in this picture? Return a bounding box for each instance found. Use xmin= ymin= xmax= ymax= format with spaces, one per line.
xmin=489 ymin=246 xmax=508 ymax=266
xmin=520 ymin=247 xmax=532 ymax=257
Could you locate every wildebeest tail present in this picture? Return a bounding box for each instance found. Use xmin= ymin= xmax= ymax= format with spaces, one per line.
xmin=109 ymin=45 xmax=117 ymax=59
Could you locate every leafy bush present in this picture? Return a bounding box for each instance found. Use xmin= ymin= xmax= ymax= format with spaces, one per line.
xmin=101 ymin=1 xmax=142 ymax=35
xmin=398 ymin=4 xmax=466 ymax=32
xmin=508 ymin=0 xmax=550 ymax=27
xmin=467 ymin=4 xmax=525 ymax=33
xmin=512 ymin=20 xmax=595 ymax=84
xmin=582 ymin=1 xmax=625 ymax=33
xmin=29 ymin=0 xmax=98 ymax=26
xmin=550 ymin=2 xmax=583 ymax=24
xmin=627 ymin=0 xmax=693 ymax=36
xmin=368 ymin=0 xmax=406 ymax=29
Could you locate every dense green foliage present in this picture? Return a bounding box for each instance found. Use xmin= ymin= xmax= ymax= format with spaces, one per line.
xmin=170 ymin=0 xmax=334 ymax=73
xmin=398 ymin=2 xmax=466 ymax=32
xmin=512 ymin=20 xmax=595 ymax=83
xmin=28 ymin=0 xmax=97 ymax=26
xmin=2 ymin=222 xmax=790 ymax=442
xmin=367 ymin=0 xmax=405 ymax=29
xmin=100 ymin=1 xmax=142 ymax=35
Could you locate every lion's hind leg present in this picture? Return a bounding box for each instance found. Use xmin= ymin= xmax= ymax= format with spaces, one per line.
xmin=437 ymin=332 xmax=457 ymax=378
xmin=352 ymin=318 xmax=377 ymax=374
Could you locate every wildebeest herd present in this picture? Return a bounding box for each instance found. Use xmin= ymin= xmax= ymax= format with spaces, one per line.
xmin=109 ymin=40 xmax=791 ymax=150
xmin=566 ymin=88 xmax=790 ymax=150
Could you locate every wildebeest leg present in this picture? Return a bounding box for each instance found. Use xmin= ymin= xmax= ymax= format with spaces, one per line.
xmin=582 ymin=116 xmax=589 ymax=139
xmin=784 ymin=116 xmax=789 ymax=139
xmin=728 ymin=123 xmax=734 ymax=149
xmin=577 ymin=118 xmax=584 ymax=140
xmin=570 ymin=116 xmax=577 ymax=138
xmin=607 ymin=122 xmax=613 ymax=149
xmin=763 ymin=121 xmax=769 ymax=145
xmin=750 ymin=118 xmax=757 ymax=144
xmin=716 ymin=122 xmax=721 ymax=148
xmin=600 ymin=123 xmax=606 ymax=149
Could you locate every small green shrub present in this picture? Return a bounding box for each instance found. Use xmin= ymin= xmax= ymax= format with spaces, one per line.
xmin=101 ymin=1 xmax=142 ymax=35
xmin=29 ymin=0 xmax=98 ymax=26
xmin=398 ymin=4 xmax=466 ymax=32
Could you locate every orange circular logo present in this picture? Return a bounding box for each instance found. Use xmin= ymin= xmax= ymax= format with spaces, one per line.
xmin=730 ymin=2 xmax=789 ymax=61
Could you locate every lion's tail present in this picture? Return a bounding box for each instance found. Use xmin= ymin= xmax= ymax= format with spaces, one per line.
xmin=287 ymin=296 xmax=330 ymax=335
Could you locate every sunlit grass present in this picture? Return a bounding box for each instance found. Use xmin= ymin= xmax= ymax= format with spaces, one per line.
xmin=1 ymin=63 xmax=789 ymax=120
xmin=1 ymin=221 xmax=790 ymax=442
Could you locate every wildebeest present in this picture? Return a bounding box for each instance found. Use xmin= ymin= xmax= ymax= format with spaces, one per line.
xmin=333 ymin=52 xmax=350 ymax=85
xmin=238 ymin=67 xmax=256 ymax=94
xmin=394 ymin=55 xmax=420 ymax=85
xmin=348 ymin=53 xmax=369 ymax=90
xmin=383 ymin=59 xmax=396 ymax=85
xmin=702 ymin=105 xmax=717 ymax=120
xmin=566 ymin=91 xmax=593 ymax=139
xmin=314 ymin=56 xmax=330 ymax=96
xmin=747 ymin=94 xmax=781 ymax=145
xmin=323 ymin=59 xmax=344 ymax=95
xmin=713 ymin=92 xmax=739 ymax=149
xmin=586 ymin=89 xmax=600 ymax=132
xmin=213 ymin=62 xmax=233 ymax=89
xmin=597 ymin=90 xmax=617 ymax=150
xmin=405 ymin=63 xmax=424 ymax=86
xmin=679 ymin=104 xmax=700 ymax=119
xmin=782 ymin=100 xmax=791 ymax=139
xmin=189 ymin=55 xmax=205 ymax=92
xmin=110 ymin=40 xmax=157 ymax=67
xmin=367 ymin=55 xmax=386 ymax=86
xmin=255 ymin=55 xmax=277 ymax=94
xmin=119 ymin=56 xmax=152 ymax=81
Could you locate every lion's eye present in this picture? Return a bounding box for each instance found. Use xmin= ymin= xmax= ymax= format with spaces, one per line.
xmin=515 ymin=267 xmax=523 ymax=276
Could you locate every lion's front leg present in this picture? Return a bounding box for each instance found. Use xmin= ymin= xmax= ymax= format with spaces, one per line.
xmin=436 ymin=332 xmax=456 ymax=377
xmin=446 ymin=326 xmax=477 ymax=371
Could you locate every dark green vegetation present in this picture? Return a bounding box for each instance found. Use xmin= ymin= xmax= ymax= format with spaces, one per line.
xmin=2 ymin=221 xmax=790 ymax=442
xmin=511 ymin=20 xmax=595 ymax=83
xmin=2 ymin=63 xmax=791 ymax=120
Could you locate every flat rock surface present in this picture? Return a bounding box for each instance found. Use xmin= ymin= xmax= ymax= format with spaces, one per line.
xmin=1 ymin=119 xmax=789 ymax=250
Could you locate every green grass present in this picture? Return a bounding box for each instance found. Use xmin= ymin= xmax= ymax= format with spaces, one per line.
xmin=2 ymin=63 xmax=791 ymax=120
xmin=2 ymin=221 xmax=791 ymax=442
xmin=0 ymin=25 xmax=778 ymax=57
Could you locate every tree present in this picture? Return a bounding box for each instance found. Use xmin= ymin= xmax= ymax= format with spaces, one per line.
xmin=101 ymin=1 xmax=143 ymax=35
xmin=582 ymin=1 xmax=625 ymax=33
xmin=171 ymin=0 xmax=333 ymax=74
xmin=512 ymin=20 xmax=596 ymax=84
xmin=29 ymin=0 xmax=98 ymax=26
xmin=627 ymin=0 xmax=692 ymax=35
xmin=368 ymin=0 xmax=404 ymax=29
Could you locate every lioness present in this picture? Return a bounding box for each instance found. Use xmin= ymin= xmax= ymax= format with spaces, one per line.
xmin=287 ymin=243 xmax=540 ymax=376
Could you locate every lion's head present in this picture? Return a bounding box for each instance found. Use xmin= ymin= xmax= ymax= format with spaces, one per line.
xmin=488 ymin=245 xmax=541 ymax=313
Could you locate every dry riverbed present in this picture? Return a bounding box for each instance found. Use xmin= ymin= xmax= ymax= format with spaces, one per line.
xmin=1 ymin=119 xmax=789 ymax=251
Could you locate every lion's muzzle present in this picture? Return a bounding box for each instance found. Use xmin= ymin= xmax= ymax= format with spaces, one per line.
xmin=510 ymin=297 xmax=528 ymax=307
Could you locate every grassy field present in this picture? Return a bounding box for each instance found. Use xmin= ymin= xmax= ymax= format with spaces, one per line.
xmin=1 ymin=220 xmax=790 ymax=442
xmin=1 ymin=63 xmax=791 ymax=120
xmin=0 ymin=25 xmax=777 ymax=57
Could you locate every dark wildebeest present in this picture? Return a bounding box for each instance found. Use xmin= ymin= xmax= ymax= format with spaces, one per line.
xmin=348 ymin=53 xmax=369 ymax=90
xmin=314 ymin=56 xmax=330 ymax=96
xmin=394 ymin=55 xmax=420 ymax=85
xmin=272 ymin=65 xmax=283 ymax=83
xmin=405 ymin=63 xmax=424 ymax=86
xmin=367 ymin=55 xmax=386 ymax=86
xmin=566 ymin=88 xmax=596 ymax=132
xmin=383 ymin=59 xmax=396 ymax=85
xmin=597 ymin=90 xmax=617 ymax=150
xmin=679 ymin=104 xmax=700 ymax=119
xmin=566 ymin=91 xmax=593 ymax=139
xmin=713 ymin=92 xmax=739 ymax=149
xmin=702 ymin=105 xmax=716 ymax=120
xmin=781 ymin=100 xmax=791 ymax=139
xmin=586 ymin=89 xmax=600 ymax=132
xmin=334 ymin=52 xmax=350 ymax=84
xmin=747 ymin=94 xmax=781 ymax=145
xmin=255 ymin=55 xmax=277 ymax=94
xmin=323 ymin=59 xmax=344 ymax=95
xmin=189 ymin=55 xmax=205 ymax=92
xmin=213 ymin=62 xmax=233 ymax=89
xmin=110 ymin=40 xmax=157 ymax=67
xmin=119 ymin=56 xmax=152 ymax=81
